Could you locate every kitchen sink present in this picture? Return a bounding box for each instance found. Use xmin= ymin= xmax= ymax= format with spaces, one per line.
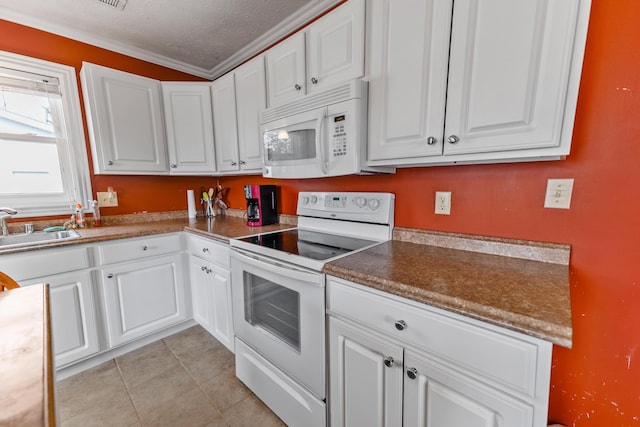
xmin=0 ymin=230 xmax=81 ymax=249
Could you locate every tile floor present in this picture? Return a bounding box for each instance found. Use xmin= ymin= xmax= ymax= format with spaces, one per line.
xmin=57 ymin=325 xmax=286 ymax=427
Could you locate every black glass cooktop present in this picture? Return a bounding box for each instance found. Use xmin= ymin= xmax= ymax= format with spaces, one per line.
xmin=237 ymin=229 xmax=377 ymax=261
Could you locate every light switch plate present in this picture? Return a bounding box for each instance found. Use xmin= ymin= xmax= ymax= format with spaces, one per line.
xmin=544 ymin=179 xmax=574 ymax=209
xmin=97 ymin=191 xmax=118 ymax=207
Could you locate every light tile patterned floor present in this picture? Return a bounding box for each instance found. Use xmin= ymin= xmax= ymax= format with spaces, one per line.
xmin=57 ymin=326 xmax=286 ymax=427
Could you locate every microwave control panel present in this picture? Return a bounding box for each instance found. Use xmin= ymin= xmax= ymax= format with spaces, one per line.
xmin=331 ymin=114 xmax=348 ymax=157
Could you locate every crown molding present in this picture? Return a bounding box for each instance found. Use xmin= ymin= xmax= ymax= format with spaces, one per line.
xmin=0 ymin=0 xmax=343 ymax=81
xmin=208 ymin=0 xmax=343 ymax=79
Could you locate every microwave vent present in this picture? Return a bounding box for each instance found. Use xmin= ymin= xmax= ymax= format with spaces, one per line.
xmin=96 ymin=0 xmax=128 ymax=10
xmin=261 ymin=80 xmax=367 ymax=124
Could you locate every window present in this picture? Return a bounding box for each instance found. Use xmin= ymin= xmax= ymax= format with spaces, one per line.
xmin=0 ymin=51 xmax=92 ymax=217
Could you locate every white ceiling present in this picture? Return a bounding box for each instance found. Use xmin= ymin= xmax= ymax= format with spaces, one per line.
xmin=0 ymin=0 xmax=342 ymax=79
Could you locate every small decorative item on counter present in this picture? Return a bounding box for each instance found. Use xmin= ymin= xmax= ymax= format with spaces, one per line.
xmin=74 ymin=203 xmax=85 ymax=228
xmin=89 ymin=199 xmax=102 ymax=227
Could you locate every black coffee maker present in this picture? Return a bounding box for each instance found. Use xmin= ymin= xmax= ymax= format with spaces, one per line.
xmin=244 ymin=185 xmax=278 ymax=226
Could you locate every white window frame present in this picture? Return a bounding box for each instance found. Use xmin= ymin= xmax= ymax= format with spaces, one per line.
xmin=0 ymin=50 xmax=92 ymax=217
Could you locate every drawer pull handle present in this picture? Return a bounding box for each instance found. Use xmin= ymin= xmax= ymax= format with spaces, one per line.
xmin=142 ymin=246 xmax=148 ymax=251
xmin=406 ymin=367 xmax=418 ymax=380
xmin=107 ymin=273 xmax=114 ymax=279
xmin=394 ymin=320 xmax=407 ymax=331
xmin=383 ymin=356 xmax=394 ymax=368
xmin=202 ymin=248 xmax=209 ymax=253
xmin=201 ymin=266 xmax=212 ymax=274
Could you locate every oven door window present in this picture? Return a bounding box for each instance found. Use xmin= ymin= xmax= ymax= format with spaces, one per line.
xmin=243 ymin=271 xmax=301 ymax=351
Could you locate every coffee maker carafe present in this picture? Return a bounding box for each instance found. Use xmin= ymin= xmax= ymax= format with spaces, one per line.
xmin=244 ymin=185 xmax=278 ymax=226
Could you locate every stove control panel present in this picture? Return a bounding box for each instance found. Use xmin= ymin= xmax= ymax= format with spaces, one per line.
xmin=297 ymin=192 xmax=395 ymax=225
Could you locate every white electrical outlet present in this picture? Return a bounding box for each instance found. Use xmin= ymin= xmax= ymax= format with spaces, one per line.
xmin=544 ymin=179 xmax=574 ymax=209
xmin=97 ymin=191 xmax=118 ymax=207
xmin=435 ymin=191 xmax=451 ymax=215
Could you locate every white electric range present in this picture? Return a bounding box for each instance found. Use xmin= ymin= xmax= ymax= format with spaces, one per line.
xmin=229 ymin=191 xmax=395 ymax=427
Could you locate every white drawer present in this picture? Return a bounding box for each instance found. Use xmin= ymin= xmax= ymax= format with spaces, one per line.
xmin=187 ymin=234 xmax=230 ymax=268
xmin=327 ymin=277 xmax=543 ymax=398
xmin=0 ymin=246 xmax=91 ymax=281
xmin=98 ymin=233 xmax=182 ymax=265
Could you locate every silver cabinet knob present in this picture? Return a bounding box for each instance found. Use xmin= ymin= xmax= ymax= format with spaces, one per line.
xmin=142 ymin=245 xmax=148 ymax=251
xmin=240 ymin=160 xmax=246 ymax=165
xmin=170 ymin=163 xmax=177 ymax=168
xmin=202 ymin=247 xmax=209 ymax=253
xmin=406 ymin=367 xmax=418 ymax=380
xmin=447 ymin=135 xmax=460 ymax=144
xmin=310 ymin=77 xmax=318 ymax=84
xmin=294 ymin=84 xmax=302 ymax=91
xmin=383 ymin=356 xmax=395 ymax=368
xmin=201 ymin=266 xmax=207 ymax=272
xmin=230 ymin=161 xmax=237 ymax=166
xmin=107 ymin=273 xmax=114 ymax=279
xmin=427 ymin=136 xmax=437 ymax=145
xmin=107 ymin=160 xmax=114 ymax=166
xmin=395 ymin=320 xmax=407 ymax=331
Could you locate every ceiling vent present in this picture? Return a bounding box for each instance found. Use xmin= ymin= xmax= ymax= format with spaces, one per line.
xmin=96 ymin=0 xmax=128 ymax=11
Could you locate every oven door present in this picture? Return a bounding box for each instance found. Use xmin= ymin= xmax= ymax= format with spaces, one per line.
xmin=230 ymin=248 xmax=325 ymax=398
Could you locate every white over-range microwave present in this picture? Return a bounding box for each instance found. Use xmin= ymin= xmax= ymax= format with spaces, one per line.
xmin=260 ymin=80 xmax=395 ymax=179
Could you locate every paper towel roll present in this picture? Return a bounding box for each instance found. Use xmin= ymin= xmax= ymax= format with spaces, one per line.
xmin=187 ymin=189 xmax=197 ymax=218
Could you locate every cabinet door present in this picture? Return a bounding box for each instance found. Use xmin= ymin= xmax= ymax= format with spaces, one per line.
xmin=235 ymin=56 xmax=267 ymax=172
xmin=101 ymin=254 xmax=186 ymax=347
xmin=162 ymin=82 xmax=216 ymax=174
xmin=403 ymin=350 xmax=535 ymax=427
xmin=328 ymin=316 xmax=403 ymax=427
xmin=306 ymin=0 xmax=365 ymax=94
xmin=80 ymin=62 xmax=168 ymax=174
xmin=266 ymin=32 xmax=306 ymax=107
xmin=26 ymin=271 xmax=100 ymax=368
xmin=211 ymin=73 xmax=240 ymax=172
xmin=444 ymin=0 xmax=581 ymax=156
xmin=367 ymin=0 xmax=452 ymax=164
xmin=189 ymin=256 xmax=234 ymax=352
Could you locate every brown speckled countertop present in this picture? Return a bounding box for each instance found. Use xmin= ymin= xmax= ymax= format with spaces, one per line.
xmin=323 ymin=239 xmax=572 ymax=348
xmin=0 ymin=212 xmax=294 ymax=255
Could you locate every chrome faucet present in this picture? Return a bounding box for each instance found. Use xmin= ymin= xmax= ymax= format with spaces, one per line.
xmin=0 ymin=207 xmax=18 ymax=236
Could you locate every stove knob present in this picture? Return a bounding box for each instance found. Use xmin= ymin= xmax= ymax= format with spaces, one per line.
xmin=355 ymin=197 xmax=367 ymax=208
xmin=301 ymin=196 xmax=309 ymax=205
xmin=368 ymin=198 xmax=380 ymax=210
xmin=310 ymin=195 xmax=318 ymax=204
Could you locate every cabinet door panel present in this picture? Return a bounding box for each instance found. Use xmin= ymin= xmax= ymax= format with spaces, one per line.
xmin=235 ymin=56 xmax=266 ymax=171
xmin=404 ymin=350 xmax=534 ymax=427
xmin=102 ymin=254 xmax=186 ymax=347
xmin=367 ymin=0 xmax=452 ymax=163
xmin=445 ymin=0 xmax=580 ymax=155
xmin=80 ymin=63 xmax=168 ymax=174
xmin=266 ymin=32 xmax=306 ymax=107
xmin=38 ymin=271 xmax=99 ymax=367
xmin=212 ymin=73 xmax=240 ymax=172
xmin=306 ymin=0 xmax=364 ymax=93
xmin=329 ymin=317 xmax=403 ymax=427
xmin=162 ymin=83 xmax=216 ymax=174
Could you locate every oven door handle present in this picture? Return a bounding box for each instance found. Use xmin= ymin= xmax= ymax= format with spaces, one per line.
xmin=232 ymin=248 xmax=323 ymax=286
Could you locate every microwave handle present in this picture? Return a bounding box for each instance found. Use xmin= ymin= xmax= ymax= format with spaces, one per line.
xmin=316 ymin=109 xmax=328 ymax=175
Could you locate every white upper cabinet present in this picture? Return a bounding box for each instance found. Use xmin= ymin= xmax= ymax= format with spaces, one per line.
xmin=80 ymin=62 xmax=168 ymax=174
xmin=211 ymin=73 xmax=241 ymax=173
xmin=162 ymin=82 xmax=217 ymax=174
xmin=367 ymin=0 xmax=590 ymax=166
xmin=235 ymin=56 xmax=267 ymax=172
xmin=266 ymin=0 xmax=365 ymax=107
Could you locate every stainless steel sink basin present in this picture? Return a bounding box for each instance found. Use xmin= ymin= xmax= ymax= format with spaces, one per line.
xmin=0 ymin=229 xmax=81 ymax=248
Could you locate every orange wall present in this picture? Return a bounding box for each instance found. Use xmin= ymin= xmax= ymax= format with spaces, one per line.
xmin=2 ymin=0 xmax=639 ymax=423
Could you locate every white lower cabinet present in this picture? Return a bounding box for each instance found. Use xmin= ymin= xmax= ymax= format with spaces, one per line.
xmin=327 ymin=277 xmax=553 ymax=427
xmin=100 ymin=253 xmax=187 ymax=347
xmin=2 ymin=246 xmax=100 ymax=368
xmin=187 ymin=234 xmax=234 ymax=352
